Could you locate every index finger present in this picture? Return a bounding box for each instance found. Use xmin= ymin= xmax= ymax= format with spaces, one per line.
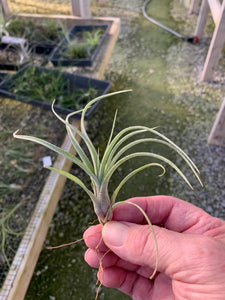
xmin=112 ymin=195 xmax=222 ymax=234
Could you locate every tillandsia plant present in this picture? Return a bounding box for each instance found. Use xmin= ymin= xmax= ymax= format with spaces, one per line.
xmin=13 ymin=90 xmax=202 ymax=277
xmin=63 ymin=28 xmax=104 ymax=59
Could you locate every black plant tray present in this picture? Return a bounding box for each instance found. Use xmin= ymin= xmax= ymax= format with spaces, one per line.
xmin=29 ymin=29 xmax=63 ymax=55
xmin=29 ymin=41 xmax=56 ymax=55
xmin=0 ymin=65 xmax=112 ymax=119
xmin=50 ymin=24 xmax=109 ymax=67
xmin=0 ymin=61 xmax=28 ymax=71
xmin=0 ymin=72 xmax=9 ymax=83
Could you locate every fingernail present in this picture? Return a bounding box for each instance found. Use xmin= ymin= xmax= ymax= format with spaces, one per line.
xmin=102 ymin=221 xmax=129 ymax=247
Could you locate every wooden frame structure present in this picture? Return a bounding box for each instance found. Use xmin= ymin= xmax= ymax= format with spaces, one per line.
xmin=0 ymin=0 xmax=11 ymax=18
xmin=70 ymin=0 xmax=91 ymax=18
xmin=191 ymin=0 xmax=225 ymax=145
xmin=194 ymin=0 xmax=225 ymax=81
xmin=0 ymin=11 xmax=120 ymax=300
xmin=189 ymin=0 xmax=201 ymax=14
xmin=208 ymin=98 xmax=225 ymax=146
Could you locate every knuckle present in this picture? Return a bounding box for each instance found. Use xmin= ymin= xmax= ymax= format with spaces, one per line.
xmin=127 ymin=225 xmax=156 ymax=265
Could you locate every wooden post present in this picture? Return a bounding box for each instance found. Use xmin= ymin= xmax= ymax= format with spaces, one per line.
xmin=70 ymin=0 xmax=91 ymax=18
xmin=208 ymin=98 xmax=225 ymax=146
xmin=208 ymin=0 xmax=221 ymax=24
xmin=200 ymin=0 xmax=225 ymax=81
xmin=194 ymin=0 xmax=210 ymax=37
xmin=189 ymin=0 xmax=201 ymax=14
xmin=0 ymin=0 xmax=12 ymax=19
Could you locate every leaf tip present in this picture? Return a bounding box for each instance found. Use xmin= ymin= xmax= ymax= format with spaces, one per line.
xmin=13 ymin=129 xmax=21 ymax=138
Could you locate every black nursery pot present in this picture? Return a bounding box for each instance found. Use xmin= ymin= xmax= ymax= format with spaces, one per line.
xmin=0 ymin=66 xmax=112 ymax=119
xmin=50 ymin=24 xmax=109 ymax=67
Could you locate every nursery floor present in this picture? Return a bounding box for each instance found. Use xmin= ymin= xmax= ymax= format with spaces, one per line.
xmin=2 ymin=0 xmax=225 ymax=299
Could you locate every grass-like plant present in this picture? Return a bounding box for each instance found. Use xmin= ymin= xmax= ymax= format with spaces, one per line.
xmin=0 ymin=202 xmax=23 ymax=267
xmin=6 ymin=18 xmax=63 ymax=45
xmin=63 ymin=28 xmax=104 ymax=59
xmin=8 ymin=66 xmax=98 ymax=110
xmin=13 ymin=90 xmax=202 ymax=277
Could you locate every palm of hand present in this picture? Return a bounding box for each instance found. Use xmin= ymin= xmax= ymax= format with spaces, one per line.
xmin=84 ymin=196 xmax=225 ymax=300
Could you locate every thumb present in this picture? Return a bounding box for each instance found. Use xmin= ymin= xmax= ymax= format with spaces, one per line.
xmin=102 ymin=221 xmax=194 ymax=275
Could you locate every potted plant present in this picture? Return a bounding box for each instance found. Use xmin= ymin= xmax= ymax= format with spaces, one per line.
xmin=0 ymin=20 xmax=31 ymax=70
xmin=0 ymin=65 xmax=112 ymax=119
xmin=5 ymin=17 xmax=64 ymax=55
xmin=0 ymin=41 xmax=31 ymax=71
xmin=50 ymin=24 xmax=109 ymax=67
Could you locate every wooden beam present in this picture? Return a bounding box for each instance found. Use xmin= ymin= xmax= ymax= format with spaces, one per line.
xmin=200 ymin=0 xmax=225 ymax=81
xmin=208 ymin=0 xmax=221 ymax=25
xmin=189 ymin=0 xmax=201 ymax=14
xmin=91 ymin=17 xmax=120 ymax=79
xmin=70 ymin=0 xmax=91 ymax=18
xmin=208 ymin=98 xmax=225 ymax=146
xmin=0 ymin=0 xmax=12 ymax=19
xmin=194 ymin=0 xmax=210 ymax=37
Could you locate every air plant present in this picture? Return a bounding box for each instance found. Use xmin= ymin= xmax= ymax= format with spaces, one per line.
xmin=13 ymin=90 xmax=202 ymax=277
xmin=14 ymin=41 xmax=31 ymax=64
xmin=0 ymin=41 xmax=31 ymax=66
xmin=63 ymin=28 xmax=104 ymax=59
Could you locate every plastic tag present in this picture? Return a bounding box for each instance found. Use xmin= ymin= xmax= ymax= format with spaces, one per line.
xmin=42 ymin=156 xmax=52 ymax=167
xmin=1 ymin=36 xmax=27 ymax=46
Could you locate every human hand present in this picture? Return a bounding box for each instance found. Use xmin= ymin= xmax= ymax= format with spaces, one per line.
xmin=84 ymin=196 xmax=225 ymax=300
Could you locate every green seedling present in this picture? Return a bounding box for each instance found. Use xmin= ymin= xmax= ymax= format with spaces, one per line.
xmin=8 ymin=66 xmax=97 ymax=110
xmin=13 ymin=90 xmax=202 ymax=278
xmin=0 ymin=183 xmax=22 ymax=197
xmin=63 ymin=40 xmax=89 ymax=59
xmin=63 ymin=28 xmax=104 ymax=59
xmin=84 ymin=29 xmax=104 ymax=48
xmin=6 ymin=17 xmax=63 ymax=44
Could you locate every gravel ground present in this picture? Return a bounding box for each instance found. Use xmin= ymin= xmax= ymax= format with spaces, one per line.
xmin=166 ymin=2 xmax=225 ymax=219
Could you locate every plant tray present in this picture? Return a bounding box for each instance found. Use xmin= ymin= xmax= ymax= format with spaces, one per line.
xmin=29 ymin=28 xmax=63 ymax=55
xmin=0 ymin=65 xmax=112 ymax=119
xmin=0 ymin=72 xmax=9 ymax=82
xmin=29 ymin=41 xmax=56 ymax=55
xmin=50 ymin=24 xmax=109 ymax=67
xmin=5 ymin=17 xmax=64 ymax=56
